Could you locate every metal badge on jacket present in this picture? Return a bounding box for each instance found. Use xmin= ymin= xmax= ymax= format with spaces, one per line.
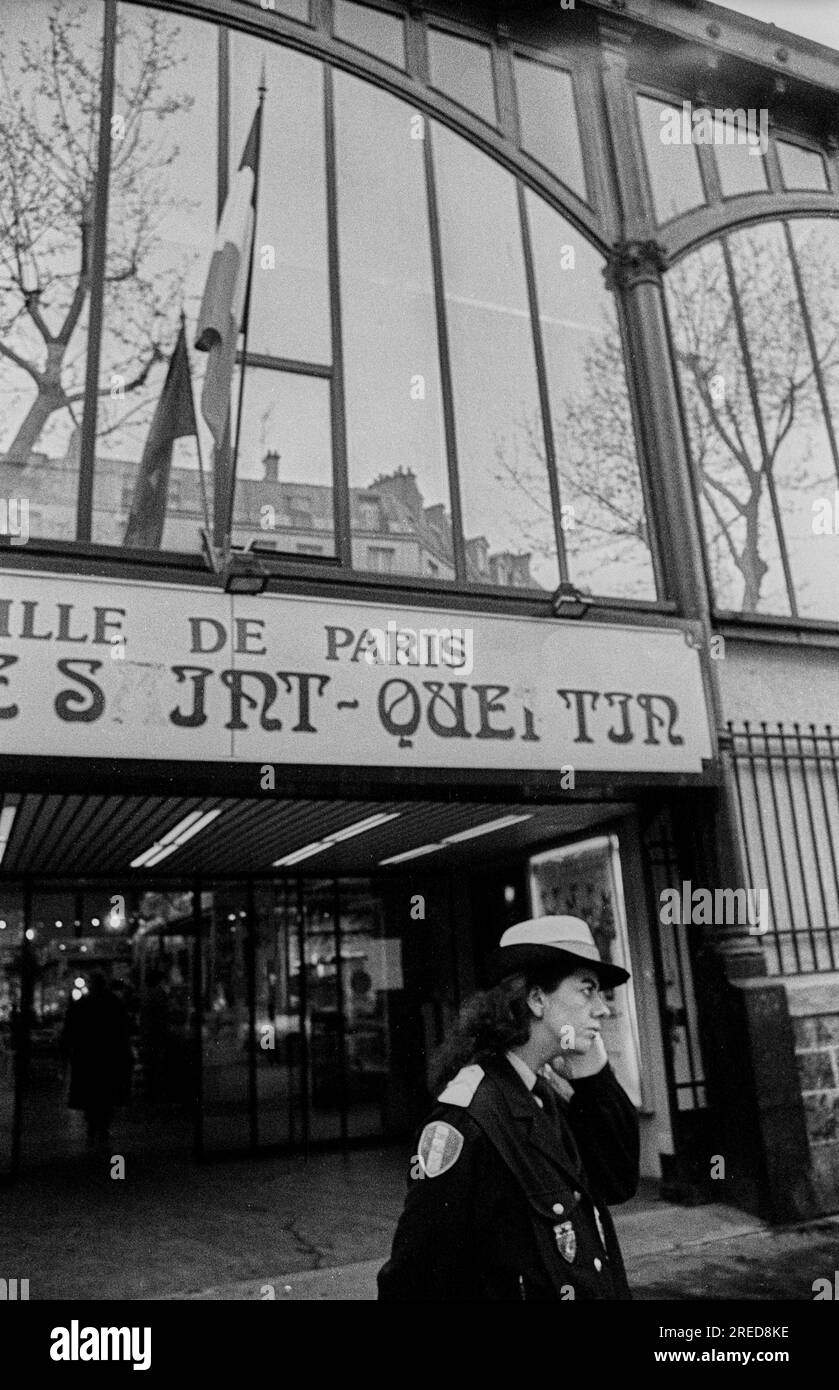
xmin=553 ymin=1220 xmax=577 ymax=1263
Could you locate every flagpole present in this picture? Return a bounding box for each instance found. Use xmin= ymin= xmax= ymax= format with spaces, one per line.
xmin=184 ymin=307 xmax=213 ymax=542
xmin=226 ymin=65 xmax=267 ymax=552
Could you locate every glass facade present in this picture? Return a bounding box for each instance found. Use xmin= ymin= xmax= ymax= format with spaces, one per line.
xmin=667 ymin=218 xmax=839 ymax=620
xmin=4 ymin=0 xmax=647 ymax=597
xmin=0 ymin=0 xmax=836 ymax=617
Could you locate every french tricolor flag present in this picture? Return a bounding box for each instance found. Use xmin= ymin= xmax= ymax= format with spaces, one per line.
xmin=194 ymin=105 xmax=262 ymax=503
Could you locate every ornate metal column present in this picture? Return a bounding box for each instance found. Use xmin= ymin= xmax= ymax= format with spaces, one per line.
xmin=595 ymin=15 xmax=814 ymax=1220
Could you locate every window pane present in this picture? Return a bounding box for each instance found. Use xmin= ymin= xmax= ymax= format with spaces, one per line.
xmin=526 ymin=192 xmax=656 ymax=600
xmin=231 ymin=369 xmax=335 ymax=555
xmin=514 ymin=57 xmax=586 ymax=201
xmin=637 ymin=96 xmax=706 ymax=223
xmin=434 ymin=125 xmax=557 ymax=590
xmin=428 ymin=29 xmax=496 ymax=126
xmin=665 ymin=239 xmax=790 ymax=615
xmin=712 ymin=116 xmax=768 ymax=197
xmin=335 ymin=73 xmax=452 ymax=579
xmin=334 ymin=1 xmax=405 ymax=68
xmin=0 ymin=0 xmax=104 ymax=541
xmin=94 ymin=5 xmax=218 ymax=550
xmin=790 ymin=220 xmax=839 ymax=442
xmin=777 ymin=140 xmax=828 ymax=191
xmin=729 ymin=222 xmax=838 ymax=621
xmin=231 ymin=36 xmax=329 ymax=363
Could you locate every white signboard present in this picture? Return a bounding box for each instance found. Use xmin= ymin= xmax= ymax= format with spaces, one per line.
xmin=0 ymin=570 xmax=714 ymax=771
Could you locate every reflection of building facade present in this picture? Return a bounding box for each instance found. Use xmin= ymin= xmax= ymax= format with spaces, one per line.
xmin=0 ymin=449 xmax=536 ymax=585
xmin=1 ymin=0 xmax=839 ymax=1225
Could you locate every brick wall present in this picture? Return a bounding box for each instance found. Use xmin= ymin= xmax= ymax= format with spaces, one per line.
xmin=793 ymin=1013 xmax=839 ymax=1210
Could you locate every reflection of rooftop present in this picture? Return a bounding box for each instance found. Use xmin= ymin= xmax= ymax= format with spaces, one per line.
xmin=0 ymin=449 xmax=538 ymax=587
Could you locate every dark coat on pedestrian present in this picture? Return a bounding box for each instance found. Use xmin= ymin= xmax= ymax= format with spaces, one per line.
xmin=378 ymin=1055 xmax=639 ymax=1301
xmin=61 ymin=985 xmax=133 ymax=1112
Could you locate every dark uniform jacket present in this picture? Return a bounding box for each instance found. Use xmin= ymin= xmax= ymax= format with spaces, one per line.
xmin=378 ymin=1055 xmax=639 ymax=1301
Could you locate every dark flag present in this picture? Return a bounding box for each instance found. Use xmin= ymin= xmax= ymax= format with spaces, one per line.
xmin=123 ymin=320 xmax=197 ymax=549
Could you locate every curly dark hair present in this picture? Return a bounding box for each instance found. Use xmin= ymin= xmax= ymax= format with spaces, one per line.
xmin=430 ymin=962 xmax=572 ymax=1091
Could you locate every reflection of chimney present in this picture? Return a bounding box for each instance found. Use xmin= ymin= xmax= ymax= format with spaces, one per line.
xmin=375 ymin=468 xmax=422 ymax=524
xmin=425 ymin=503 xmax=448 ymax=533
xmin=262 ymin=450 xmax=280 ymax=482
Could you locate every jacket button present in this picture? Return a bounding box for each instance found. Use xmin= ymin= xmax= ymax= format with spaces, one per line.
xmin=594 ymin=1258 xmax=603 ymax=1272
xmin=552 ymin=1203 xmax=564 ymax=1215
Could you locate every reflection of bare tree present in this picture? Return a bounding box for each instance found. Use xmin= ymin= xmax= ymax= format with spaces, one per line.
xmin=0 ymin=5 xmax=193 ymax=460
xmin=493 ymin=224 xmax=839 ymax=610
xmin=670 ymin=225 xmax=839 ymax=611
xmin=492 ymin=316 xmax=651 ymax=597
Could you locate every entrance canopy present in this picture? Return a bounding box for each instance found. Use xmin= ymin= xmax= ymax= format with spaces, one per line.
xmin=0 ymin=790 xmax=631 ymax=878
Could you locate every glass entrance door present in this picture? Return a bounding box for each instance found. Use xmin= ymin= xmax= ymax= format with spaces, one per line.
xmin=197 ymin=876 xmax=397 ymax=1155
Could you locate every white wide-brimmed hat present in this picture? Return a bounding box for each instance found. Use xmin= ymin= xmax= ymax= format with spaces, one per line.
xmin=486 ymin=914 xmax=629 ymax=989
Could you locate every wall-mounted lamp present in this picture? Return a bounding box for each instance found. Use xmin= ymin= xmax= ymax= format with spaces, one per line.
xmin=223 ymin=550 xmax=269 ymax=595
xmin=551 ymin=581 xmax=591 ymax=620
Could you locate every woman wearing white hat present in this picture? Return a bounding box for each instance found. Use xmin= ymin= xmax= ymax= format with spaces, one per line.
xmin=378 ymin=916 xmax=639 ymax=1301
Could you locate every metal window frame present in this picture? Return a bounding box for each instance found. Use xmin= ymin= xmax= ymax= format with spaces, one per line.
xmin=507 ymin=43 xmax=592 ymax=210
xmin=330 ymin=0 xmax=407 ymax=71
xmin=8 ymin=0 xmax=709 ymax=613
xmin=422 ymin=12 xmax=500 ymax=131
xmin=667 ymin=212 xmax=839 ymax=625
xmin=76 ymin=0 xmax=118 ymax=543
xmin=633 ymin=88 xmax=711 ymax=228
xmin=719 ymin=229 xmax=798 ymax=619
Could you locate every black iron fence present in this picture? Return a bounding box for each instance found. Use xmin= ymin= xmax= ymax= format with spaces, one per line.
xmin=727 ymin=722 xmax=839 ymax=976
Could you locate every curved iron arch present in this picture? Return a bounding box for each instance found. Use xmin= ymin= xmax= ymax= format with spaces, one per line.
xmin=661 ymin=195 xmax=839 ymax=266
xmin=155 ymin=0 xmax=613 ymax=254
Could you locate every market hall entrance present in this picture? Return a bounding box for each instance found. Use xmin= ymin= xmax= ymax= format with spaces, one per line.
xmin=0 ymin=875 xmax=408 ymax=1172
xmin=0 ymin=787 xmax=718 ymax=1185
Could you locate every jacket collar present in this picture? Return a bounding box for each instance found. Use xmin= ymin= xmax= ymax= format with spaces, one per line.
xmin=483 ymin=1055 xmax=589 ymax=1192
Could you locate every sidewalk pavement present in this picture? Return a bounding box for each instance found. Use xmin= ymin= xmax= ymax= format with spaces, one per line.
xmin=180 ymin=1204 xmax=839 ymax=1301
xmin=2 ymin=1136 xmax=837 ymax=1301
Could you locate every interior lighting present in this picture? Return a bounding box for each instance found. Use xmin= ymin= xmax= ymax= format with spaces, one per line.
xmin=378 ymin=843 xmax=441 ymax=866
xmin=131 ymin=808 xmax=222 ymax=868
xmin=379 ymin=814 xmax=532 ymax=866
xmin=273 ymin=812 xmax=400 ymax=867
xmin=0 ymin=802 xmax=18 ymax=866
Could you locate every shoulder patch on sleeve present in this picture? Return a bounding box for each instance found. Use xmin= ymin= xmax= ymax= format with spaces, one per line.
xmin=418 ymin=1121 xmax=464 ymax=1178
xmin=437 ymin=1064 xmax=485 ymax=1107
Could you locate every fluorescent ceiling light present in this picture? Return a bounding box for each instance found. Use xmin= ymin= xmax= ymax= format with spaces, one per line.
xmin=131 ymin=807 xmax=222 ymax=868
xmin=378 ymin=814 xmax=532 ymax=867
xmin=273 ymin=812 xmax=400 ymax=867
xmin=171 ymin=808 xmax=223 ymax=846
xmin=327 ymin=812 xmax=400 ymax=843
xmin=142 ymin=843 xmax=180 ymax=868
xmin=0 ymin=803 xmax=17 ymax=866
xmin=379 ymin=843 xmax=442 ymax=866
xmin=273 ymin=842 xmax=331 ymax=868
xmin=157 ymin=810 xmax=205 ymax=847
xmin=441 ymin=814 xmax=532 ymax=845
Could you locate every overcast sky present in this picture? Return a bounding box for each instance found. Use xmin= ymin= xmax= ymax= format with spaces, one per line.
xmin=712 ymin=0 xmax=839 ymax=52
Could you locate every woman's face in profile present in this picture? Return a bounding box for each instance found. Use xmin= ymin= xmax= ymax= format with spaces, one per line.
xmin=535 ymin=969 xmax=610 ymax=1054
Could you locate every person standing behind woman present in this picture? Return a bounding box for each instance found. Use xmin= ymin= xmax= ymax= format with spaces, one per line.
xmin=61 ymin=971 xmax=133 ymax=1148
xmin=378 ymin=917 xmax=640 ymax=1301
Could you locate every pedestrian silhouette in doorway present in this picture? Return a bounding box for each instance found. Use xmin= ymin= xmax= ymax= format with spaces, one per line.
xmin=61 ymin=972 xmax=133 ymax=1148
